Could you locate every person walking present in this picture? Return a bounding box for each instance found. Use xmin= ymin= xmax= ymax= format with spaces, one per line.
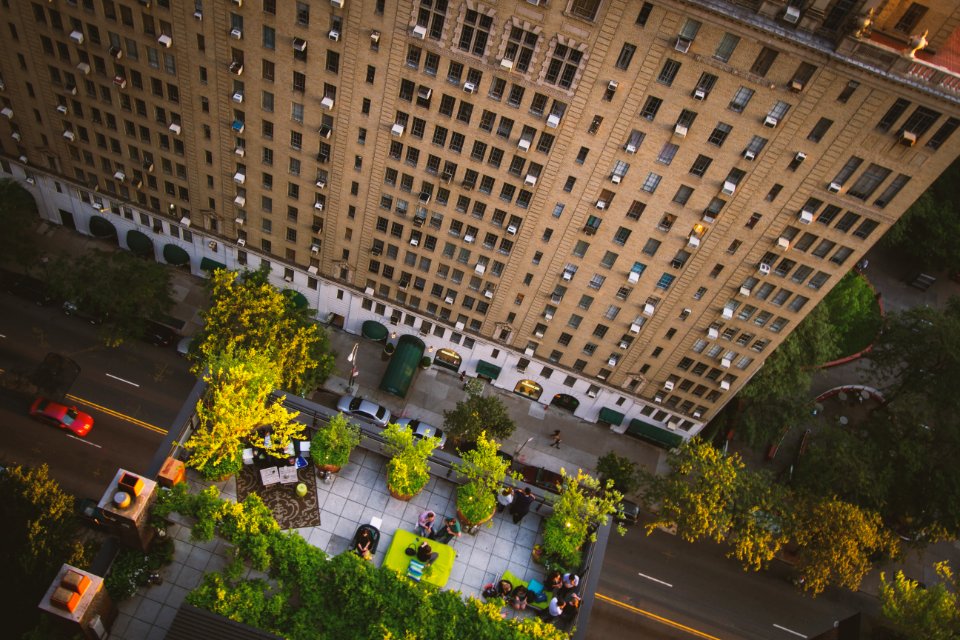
xmin=496 ymin=487 xmax=514 ymax=513
xmin=510 ymin=487 xmax=535 ymax=524
xmin=550 ymin=430 xmax=562 ymax=449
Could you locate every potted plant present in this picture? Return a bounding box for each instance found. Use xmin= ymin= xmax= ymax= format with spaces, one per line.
xmin=384 ymin=342 xmax=396 ymax=357
xmin=454 ymin=432 xmax=512 ymax=528
xmin=190 ymin=444 xmax=244 ymax=482
xmin=383 ymin=422 xmax=439 ymax=500
xmin=540 ymin=469 xmax=625 ymax=571
xmin=419 ymin=356 xmax=432 ymax=369
xmin=310 ymin=412 xmax=361 ymax=473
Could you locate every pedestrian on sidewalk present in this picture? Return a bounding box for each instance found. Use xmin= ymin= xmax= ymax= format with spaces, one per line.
xmin=510 ymin=487 xmax=535 ymax=524
xmin=459 ymin=371 xmax=466 ymax=383
xmin=550 ymin=430 xmax=562 ymax=449
xmin=496 ymin=487 xmax=514 ymax=512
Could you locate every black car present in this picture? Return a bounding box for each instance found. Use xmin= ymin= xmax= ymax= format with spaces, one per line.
xmin=63 ymin=300 xmax=106 ymax=325
xmin=140 ymin=320 xmax=179 ymax=347
xmin=0 ymin=268 xmax=56 ymax=306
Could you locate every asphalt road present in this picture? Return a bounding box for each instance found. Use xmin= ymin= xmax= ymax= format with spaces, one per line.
xmin=587 ymin=519 xmax=869 ymax=640
xmin=0 ymin=292 xmax=197 ymax=498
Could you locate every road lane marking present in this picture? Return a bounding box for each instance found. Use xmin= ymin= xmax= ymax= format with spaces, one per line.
xmin=66 ymin=394 xmax=167 ymax=435
xmin=595 ymin=593 xmax=723 ymax=640
xmin=106 ymin=373 xmax=140 ymax=388
xmin=638 ymin=572 xmax=674 ymax=587
xmin=66 ymin=434 xmax=102 ymax=448
xmin=773 ymin=624 xmax=808 ymax=638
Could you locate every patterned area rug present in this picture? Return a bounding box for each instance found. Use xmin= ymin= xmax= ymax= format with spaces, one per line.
xmin=236 ymin=464 xmax=321 ymax=530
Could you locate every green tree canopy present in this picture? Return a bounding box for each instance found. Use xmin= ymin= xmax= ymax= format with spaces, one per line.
xmin=596 ymin=451 xmax=641 ymax=496
xmin=0 ymin=178 xmax=41 ymax=267
xmin=192 ymin=267 xmax=335 ymax=395
xmin=442 ymin=394 xmax=515 ymax=445
xmin=880 ymin=561 xmax=960 ymax=640
xmin=43 ymin=249 xmax=173 ymax=346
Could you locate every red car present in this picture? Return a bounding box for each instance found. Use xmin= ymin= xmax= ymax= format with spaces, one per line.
xmin=29 ymin=398 xmax=94 ymax=437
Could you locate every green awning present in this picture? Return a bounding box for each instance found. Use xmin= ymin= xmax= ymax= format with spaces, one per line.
xmin=626 ymin=418 xmax=684 ymax=449
xmin=88 ymin=215 xmax=117 ymax=239
xmin=361 ymin=320 xmax=388 ymax=341
xmin=200 ymin=257 xmax=227 ymax=272
xmin=475 ymin=360 xmax=502 ymax=380
xmin=598 ymin=407 xmax=625 ymax=426
xmin=283 ymin=289 xmax=309 ymax=309
xmin=162 ymin=244 xmax=190 ymax=266
xmin=126 ymin=229 xmax=154 ymax=256
xmin=379 ymin=335 xmax=425 ymax=398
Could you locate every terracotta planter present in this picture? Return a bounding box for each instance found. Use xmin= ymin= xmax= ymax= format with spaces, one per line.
xmin=318 ymin=464 xmax=342 ymax=473
xmin=457 ymin=507 xmax=494 ymax=528
xmin=389 ymin=487 xmax=415 ymax=501
xmin=531 ymin=546 xmax=545 ymax=564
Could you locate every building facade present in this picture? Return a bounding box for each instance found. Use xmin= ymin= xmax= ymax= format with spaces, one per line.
xmin=0 ymin=0 xmax=958 ymax=445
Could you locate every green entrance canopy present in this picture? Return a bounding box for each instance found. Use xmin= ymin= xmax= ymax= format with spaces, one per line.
xmin=475 ymin=360 xmax=502 ymax=380
xmin=126 ymin=229 xmax=154 ymax=256
xmin=200 ymin=257 xmax=227 ymax=272
xmin=361 ymin=320 xmax=388 ymax=341
xmin=598 ymin=407 xmax=625 ymax=426
xmin=88 ymin=215 xmax=117 ymax=239
xmin=283 ymin=289 xmax=309 ymax=309
xmin=379 ymin=335 xmax=425 ymax=398
xmin=162 ymin=244 xmax=190 ymax=266
xmin=626 ymin=418 xmax=684 ymax=449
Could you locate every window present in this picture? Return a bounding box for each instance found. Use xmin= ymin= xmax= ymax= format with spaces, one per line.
xmin=834 ymin=211 xmax=861 ymax=232
xmin=837 ymin=80 xmax=859 ymax=103
xmin=673 ymin=185 xmax=694 ymax=205
xmin=807 ymin=118 xmax=833 ymax=142
xmin=877 ymin=98 xmax=911 ymax=132
xmin=714 ymin=33 xmax=740 ymax=62
xmin=894 ymin=3 xmax=928 ymax=33
xmin=571 ymin=0 xmax=602 ymax=21
xmin=927 ymin=117 xmax=959 ymax=150
xmin=613 ymin=227 xmax=631 ymax=245
xmin=874 ymin=174 xmax=910 ymax=209
xmin=690 ymin=154 xmax=712 ymax=177
xmin=657 ymin=59 xmax=681 ymax=86
xmin=295 ymin=2 xmax=310 ymax=26
xmin=636 ymin=2 xmax=654 ymax=26
xmin=615 ymin=43 xmax=636 ymax=70
xmin=657 ymin=143 xmax=679 ymax=165
xmin=750 ymin=47 xmax=779 ymax=77
xmin=504 ymin=26 xmax=537 ymax=72
xmin=458 ymin=8 xmax=492 ymax=55
xmin=853 ymin=219 xmax=879 ymax=240
xmin=545 ymin=42 xmax=583 ymax=89
xmin=626 ymin=201 xmax=646 ymax=220
xmin=728 ymin=87 xmax=754 ymax=113
xmin=833 ymin=156 xmax=863 ymax=186
xmin=901 ymin=106 xmax=941 ymax=137
xmin=641 ymin=173 xmax=661 ymax=193
xmin=417 ymin=0 xmax=448 ymax=40
xmin=848 ymin=163 xmax=891 ymax=201
xmin=707 ymin=122 xmax=732 ymax=146
xmin=642 ymin=238 xmax=660 ymax=256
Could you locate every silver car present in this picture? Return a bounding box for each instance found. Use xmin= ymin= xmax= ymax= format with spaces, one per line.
xmin=336 ymin=395 xmax=392 ymax=427
xmin=394 ymin=418 xmax=446 ymax=449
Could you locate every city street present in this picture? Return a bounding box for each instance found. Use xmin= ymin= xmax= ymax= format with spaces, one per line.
xmin=0 ymin=292 xmax=197 ymax=497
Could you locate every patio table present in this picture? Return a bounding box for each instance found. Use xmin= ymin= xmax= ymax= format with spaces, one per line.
xmin=383 ymin=530 xmax=455 ymax=588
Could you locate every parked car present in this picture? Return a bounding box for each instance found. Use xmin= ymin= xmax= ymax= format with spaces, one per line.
xmin=0 ymin=268 xmax=56 ymax=306
xmin=336 ymin=394 xmax=392 ymax=427
xmin=62 ymin=300 xmax=105 ymax=324
xmin=29 ymin=397 xmax=93 ymax=437
xmin=176 ymin=336 xmax=193 ymax=357
xmin=616 ymin=499 xmax=641 ymax=525
xmin=139 ymin=320 xmax=179 ymax=347
xmin=393 ymin=418 xmax=447 ymax=449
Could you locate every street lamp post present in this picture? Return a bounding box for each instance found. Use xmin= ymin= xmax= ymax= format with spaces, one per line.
xmin=346 ymin=342 xmax=360 ymax=394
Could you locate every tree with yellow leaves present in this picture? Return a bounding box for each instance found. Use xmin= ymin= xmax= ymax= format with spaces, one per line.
xmin=880 ymin=561 xmax=960 ymax=639
xmin=186 ymin=346 xmax=304 ymax=480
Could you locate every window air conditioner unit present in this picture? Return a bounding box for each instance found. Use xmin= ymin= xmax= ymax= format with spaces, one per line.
xmin=235 ymin=146 xmax=245 ymax=157
xmin=321 ymin=97 xmax=335 ymax=110
xmin=562 ymin=271 xmax=573 ymax=281
xmin=293 ymin=38 xmax=307 ymax=52
xmin=475 ymin=264 xmax=486 ymax=274
xmin=70 ymin=31 xmax=84 ymax=44
xmin=546 ymin=114 xmax=561 ymax=128
xmin=484 ymin=289 xmax=493 ymax=299
xmin=410 ymin=238 xmax=419 ymax=246
xmin=10 ymin=131 xmax=20 ymax=141
xmin=179 ymin=216 xmax=191 ymax=227
xmin=412 ymin=25 xmax=427 ymax=39
xmin=232 ymin=120 xmax=244 ymax=133
xmin=311 ymin=244 xmax=320 ymax=253
xmin=328 ymin=30 xmax=340 ymax=42
xmin=674 ymin=124 xmax=688 ymax=137
xmin=517 ymin=138 xmax=531 ymax=151
xmin=167 ymin=122 xmax=181 ymax=135
xmin=758 ymin=262 xmax=772 ymax=275
xmin=235 ymin=217 xmax=245 ymax=225
xmin=506 ymin=225 xmax=518 ymax=235
xmin=318 ymin=125 xmax=332 ymax=138
xmin=230 ymin=28 xmax=243 ymax=40
xmin=794 ymin=151 xmax=806 ymax=163
xmin=236 ymin=238 xmax=246 ymax=247
xmin=331 ymin=0 xmax=345 ymax=7
xmin=464 ymin=234 xmax=475 ymax=243
xmin=391 ymin=123 xmax=405 ymax=137
xmin=625 ymin=143 xmax=637 ymax=154
xmin=56 ymin=104 xmax=68 ymax=114
xmin=654 ymin=394 xmax=663 ymax=404
xmin=232 ymin=91 xmax=244 ymax=103
xmin=463 ymin=82 xmax=476 ymax=94
xmin=144 ymin=161 xmax=154 ymax=172
xmin=158 ymin=34 xmax=172 ymax=48
xmin=722 ymin=307 xmax=734 ymax=319
xmin=500 ymin=58 xmax=514 ymax=71
xmin=231 ymin=0 xmax=243 ymax=5
xmin=740 ymin=285 xmax=752 ymax=296
xmin=534 ymin=330 xmax=544 ymax=338
xmin=743 ymin=149 xmax=756 ymax=161
xmin=708 ymin=326 xmax=720 ymax=338
xmin=370 ymin=31 xmax=380 ymax=44
xmin=62 ymin=130 xmax=75 ymax=141
xmin=76 ymin=62 xmax=91 ymax=75
xmin=229 ymin=61 xmax=243 ymax=74
xmin=722 ymin=180 xmax=736 ymax=195
xmin=18 ymin=155 xmax=28 ymax=163
xmin=783 ymin=6 xmax=801 ymax=23
xmin=418 ymin=87 xmax=432 ymax=100
xmin=764 ymin=115 xmax=779 ymax=128
xmin=233 ymin=171 xmax=246 ymax=185
xmin=611 ymin=174 xmax=622 ymax=184
xmin=108 ymin=46 xmax=122 ymax=59
xmin=720 ymin=379 xmax=731 ymax=390
xmin=544 ymin=312 xmax=554 ymax=320
xmin=113 ymin=171 xmax=125 ymax=181
xmin=113 ymin=76 xmax=127 ymax=88
xmin=66 ymin=85 xmax=77 ymax=95
xmin=664 ymin=380 xmax=675 ymax=391
xmin=316 ymin=179 xmax=326 ymax=188
xmin=618 ymin=341 xmax=629 ymax=350
xmin=607 ymin=357 xmax=619 ymax=366
xmin=799 ymin=209 xmax=814 ymax=224
xmin=314 ymin=202 xmax=324 ymax=210
xmin=688 ymin=235 xmax=700 ymax=247
xmin=524 ymin=347 xmax=535 ymax=356
xmin=899 ymin=131 xmax=917 ymax=147
xmin=132 ymin=179 xmax=143 ymax=189
xmin=628 ymin=271 xmax=640 ymax=283
xmin=827 ymin=182 xmax=842 ymax=193
xmin=525 ymin=174 xmax=538 ymax=186
xmin=308 ymin=265 xmax=319 ymax=275
xmin=596 ymin=200 xmax=607 ymax=210
xmin=777 ymin=236 xmax=791 ymax=249
xmin=721 ymin=357 xmax=732 ymax=368
xmin=790 ymin=80 xmax=804 ymax=92
xmin=193 ymin=10 xmax=203 ymax=19
xmin=643 ymin=303 xmax=656 ymax=316
xmin=234 ymin=195 xmax=246 ymax=207
xmin=693 ymin=89 xmax=706 ymax=100
xmin=607 ymin=80 xmax=619 ymax=92
xmin=675 ymin=36 xmax=692 ymax=53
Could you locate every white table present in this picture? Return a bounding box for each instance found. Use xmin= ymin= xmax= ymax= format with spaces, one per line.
xmin=260 ymin=467 xmax=280 ymax=486
xmin=278 ymin=466 xmax=299 ymax=484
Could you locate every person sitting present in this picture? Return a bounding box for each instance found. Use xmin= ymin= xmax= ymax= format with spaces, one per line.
xmin=415 ymin=510 xmax=436 ymax=538
xmin=560 ymin=594 xmax=581 ymax=622
xmin=545 ymin=570 xmax=563 ymax=592
xmin=416 ymin=540 xmax=439 ymax=565
xmin=558 ymin=572 xmax=580 ymax=598
xmin=433 ymin=516 xmax=461 ymax=544
xmin=545 ymin=596 xmax=566 ymax=620
xmin=354 ymin=528 xmax=374 ymax=560
xmin=508 ymin=585 xmax=529 ymax=611
xmin=482 ymin=579 xmax=513 ymax=599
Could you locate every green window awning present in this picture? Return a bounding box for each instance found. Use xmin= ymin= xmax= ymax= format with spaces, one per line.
xmin=361 ymin=320 xmax=388 ymax=341
xmin=162 ymin=244 xmax=190 ymax=266
xmin=88 ymin=215 xmax=117 ymax=239
xmin=283 ymin=289 xmax=309 ymax=309
xmin=126 ymin=229 xmax=154 ymax=256
xmin=379 ymin=335 xmax=425 ymax=398
xmin=200 ymin=257 xmax=227 ymax=272
xmin=598 ymin=407 xmax=625 ymax=426
xmin=475 ymin=360 xmax=502 ymax=380
xmin=626 ymin=418 xmax=684 ymax=449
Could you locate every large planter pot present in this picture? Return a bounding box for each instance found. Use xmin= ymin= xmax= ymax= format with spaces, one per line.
xmin=457 ymin=507 xmax=495 ymax=529
xmin=389 ymin=487 xmax=415 ymax=501
xmin=319 ymin=464 xmax=341 ymax=473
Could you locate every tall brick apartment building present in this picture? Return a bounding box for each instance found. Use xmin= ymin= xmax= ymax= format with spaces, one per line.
xmin=0 ymin=0 xmax=958 ymax=446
